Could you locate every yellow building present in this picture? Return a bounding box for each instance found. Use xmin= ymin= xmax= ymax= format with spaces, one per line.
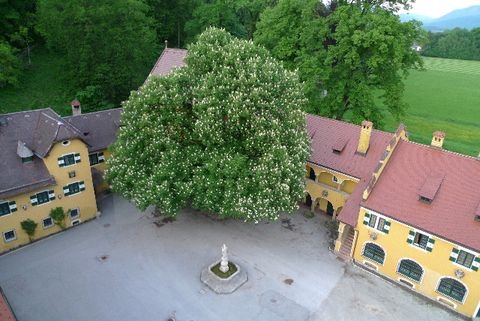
xmin=151 ymin=47 xmax=480 ymax=318
xmin=0 ymin=102 xmax=121 ymax=254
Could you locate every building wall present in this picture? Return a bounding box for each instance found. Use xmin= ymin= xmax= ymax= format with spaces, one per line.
xmin=305 ymin=162 xmax=358 ymax=218
xmin=0 ymin=139 xmax=97 ymax=254
xmin=90 ymin=149 xmax=111 ymax=193
xmin=353 ymin=207 xmax=480 ymax=318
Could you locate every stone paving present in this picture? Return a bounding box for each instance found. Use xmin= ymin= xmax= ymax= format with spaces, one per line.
xmin=0 ymin=195 xmax=462 ymax=321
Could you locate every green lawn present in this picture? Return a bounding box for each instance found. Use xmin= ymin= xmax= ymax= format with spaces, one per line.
xmin=382 ymin=57 xmax=480 ymax=157
xmin=0 ymin=47 xmax=76 ymax=116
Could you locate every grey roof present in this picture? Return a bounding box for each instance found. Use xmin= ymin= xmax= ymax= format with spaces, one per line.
xmin=64 ymin=108 xmax=122 ymax=152
xmin=149 ymin=48 xmax=187 ymax=77
xmin=0 ymin=108 xmax=121 ymax=199
xmin=0 ymin=109 xmax=66 ymax=198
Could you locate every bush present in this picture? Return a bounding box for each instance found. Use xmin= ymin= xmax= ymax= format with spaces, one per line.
xmin=20 ymin=219 xmax=38 ymax=241
xmin=49 ymin=207 xmax=66 ymax=229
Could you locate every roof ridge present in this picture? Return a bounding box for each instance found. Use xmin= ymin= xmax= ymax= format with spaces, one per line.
xmin=306 ymin=114 xmax=392 ymax=136
xmin=0 ymin=108 xmax=51 ymax=117
xmin=63 ymin=107 xmax=123 ymax=120
xmin=405 ymin=139 xmax=479 ymax=161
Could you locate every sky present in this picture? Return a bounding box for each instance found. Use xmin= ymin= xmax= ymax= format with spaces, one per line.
xmin=401 ymin=0 xmax=480 ymax=18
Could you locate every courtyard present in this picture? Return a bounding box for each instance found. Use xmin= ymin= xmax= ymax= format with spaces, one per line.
xmin=0 ymin=195 xmax=462 ymax=321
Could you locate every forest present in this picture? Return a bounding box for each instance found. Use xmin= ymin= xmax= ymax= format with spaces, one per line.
xmin=0 ymin=0 xmax=423 ymax=128
xmin=422 ymin=28 xmax=480 ymax=61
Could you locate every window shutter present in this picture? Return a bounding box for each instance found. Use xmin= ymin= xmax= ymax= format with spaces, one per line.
xmin=63 ymin=185 xmax=70 ymax=196
xmin=98 ymin=152 xmax=105 ymax=163
xmin=79 ymin=181 xmax=85 ymax=191
xmin=449 ymin=248 xmax=459 ymax=262
xmin=363 ymin=213 xmax=370 ymax=225
xmin=30 ymin=195 xmax=38 ymax=206
xmin=8 ymin=201 xmax=17 ymax=212
xmin=57 ymin=156 xmax=65 ymax=167
xmin=472 ymin=257 xmax=480 ymax=272
xmin=426 ymin=238 xmax=435 ymax=252
xmin=48 ymin=190 xmax=56 ymax=201
xmin=407 ymin=230 xmax=415 ymax=244
xmin=74 ymin=153 xmax=81 ymax=163
xmin=383 ymin=221 xmax=391 ymax=234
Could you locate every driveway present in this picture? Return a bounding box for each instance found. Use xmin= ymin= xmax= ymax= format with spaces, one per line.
xmin=0 ymin=195 xmax=461 ymax=321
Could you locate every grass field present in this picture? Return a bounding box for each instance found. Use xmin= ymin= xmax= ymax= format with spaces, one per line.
xmin=0 ymin=47 xmax=76 ymax=116
xmin=382 ymin=57 xmax=480 ymax=157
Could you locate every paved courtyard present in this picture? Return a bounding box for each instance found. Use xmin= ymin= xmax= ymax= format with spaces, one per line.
xmin=0 ymin=195 xmax=462 ymax=321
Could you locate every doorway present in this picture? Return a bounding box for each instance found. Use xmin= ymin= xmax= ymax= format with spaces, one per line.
xmin=326 ymin=201 xmax=334 ymax=216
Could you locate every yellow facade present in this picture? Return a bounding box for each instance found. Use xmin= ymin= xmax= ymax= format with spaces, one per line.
xmin=0 ymin=139 xmax=98 ymax=253
xmin=353 ymin=207 xmax=480 ymax=318
xmin=89 ymin=149 xmax=111 ymax=193
xmin=305 ymin=162 xmax=358 ymax=219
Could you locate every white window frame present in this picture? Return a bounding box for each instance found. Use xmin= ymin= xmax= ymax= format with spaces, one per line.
xmin=361 ymin=241 xmax=387 ymax=266
xmin=31 ymin=190 xmax=54 ymax=206
xmin=364 ymin=212 xmax=390 ymax=234
xmin=71 ymin=219 xmax=81 ymax=226
xmin=395 ymin=257 xmax=425 ymax=284
xmin=452 ymin=247 xmax=478 ymax=271
xmin=42 ymin=217 xmax=54 ymax=229
xmin=435 ymin=276 xmax=469 ymax=305
xmin=0 ymin=201 xmax=16 ymax=217
xmin=69 ymin=208 xmax=80 ymax=219
xmin=58 ymin=153 xmax=81 ymax=168
xmin=3 ymin=229 xmax=16 ymax=242
xmin=407 ymin=230 xmax=434 ymax=252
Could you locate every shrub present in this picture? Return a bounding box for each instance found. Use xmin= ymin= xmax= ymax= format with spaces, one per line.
xmin=49 ymin=207 xmax=66 ymax=229
xmin=20 ymin=219 xmax=38 ymax=241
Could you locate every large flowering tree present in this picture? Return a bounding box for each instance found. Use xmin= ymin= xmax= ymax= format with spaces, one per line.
xmin=107 ymin=28 xmax=310 ymax=222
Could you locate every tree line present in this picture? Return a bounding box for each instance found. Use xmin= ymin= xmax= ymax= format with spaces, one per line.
xmin=422 ymin=28 xmax=480 ymax=61
xmin=0 ymin=0 xmax=423 ymax=128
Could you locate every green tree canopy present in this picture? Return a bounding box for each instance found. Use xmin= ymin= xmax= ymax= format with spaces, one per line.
xmin=107 ymin=28 xmax=309 ymax=222
xmin=254 ymin=0 xmax=424 ymax=127
xmin=37 ymin=0 xmax=158 ymax=110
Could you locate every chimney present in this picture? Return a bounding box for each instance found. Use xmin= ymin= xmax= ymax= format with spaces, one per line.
xmin=431 ymin=131 xmax=445 ymax=149
xmin=71 ymin=99 xmax=81 ymax=116
xmin=165 ymin=40 xmax=168 ymax=49
xmin=357 ymin=120 xmax=373 ymax=155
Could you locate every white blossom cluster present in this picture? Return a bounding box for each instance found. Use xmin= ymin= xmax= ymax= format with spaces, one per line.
xmin=106 ymin=27 xmax=310 ymax=221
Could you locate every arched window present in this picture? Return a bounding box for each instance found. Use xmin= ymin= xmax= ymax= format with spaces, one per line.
xmin=437 ymin=278 xmax=467 ymax=302
xmin=309 ymin=168 xmax=316 ymax=181
xmin=397 ymin=259 xmax=423 ymax=282
xmin=363 ymin=243 xmax=385 ymax=264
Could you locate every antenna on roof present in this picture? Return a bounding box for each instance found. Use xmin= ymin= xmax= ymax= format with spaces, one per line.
xmin=165 ymin=40 xmax=168 ymax=49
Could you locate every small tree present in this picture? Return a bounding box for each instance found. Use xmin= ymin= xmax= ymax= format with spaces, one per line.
xmin=20 ymin=219 xmax=38 ymax=241
xmin=49 ymin=207 xmax=66 ymax=229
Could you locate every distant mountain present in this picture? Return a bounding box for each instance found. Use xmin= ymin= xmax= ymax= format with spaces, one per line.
xmin=400 ymin=5 xmax=480 ymax=32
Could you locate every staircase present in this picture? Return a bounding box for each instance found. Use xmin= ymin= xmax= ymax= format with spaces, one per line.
xmin=337 ymin=228 xmax=355 ymax=262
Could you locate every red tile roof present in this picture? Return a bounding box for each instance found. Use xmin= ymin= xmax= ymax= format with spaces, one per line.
xmin=362 ymin=139 xmax=480 ymax=252
xmin=306 ymin=114 xmax=392 ymax=179
xmin=149 ymin=48 xmax=187 ymax=77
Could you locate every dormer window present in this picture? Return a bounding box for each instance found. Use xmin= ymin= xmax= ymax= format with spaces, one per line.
xmin=419 ymin=196 xmax=432 ymax=204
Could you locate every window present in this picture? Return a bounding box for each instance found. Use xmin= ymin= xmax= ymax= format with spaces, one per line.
xmin=58 ymin=153 xmax=81 ymax=167
xmin=3 ymin=230 xmax=16 ymax=242
xmin=407 ymin=230 xmax=435 ymax=252
xmin=398 ymin=259 xmax=423 ymax=282
xmin=22 ymin=156 xmax=34 ymax=163
xmin=43 ymin=217 xmax=53 ymax=229
xmin=30 ymin=190 xmax=55 ymax=206
xmin=332 ymin=175 xmax=339 ymax=183
xmin=89 ymin=152 xmax=105 ymax=166
xmin=63 ymin=181 xmax=85 ymax=196
xmin=450 ymin=249 xmax=477 ymax=269
xmin=456 ymin=250 xmax=475 ymax=268
xmin=69 ymin=208 xmax=79 ymax=219
xmin=68 ymin=171 xmax=76 ymax=178
xmin=437 ymin=278 xmax=467 ymax=302
xmin=363 ymin=243 xmax=385 ymax=264
xmin=308 ymin=168 xmax=316 ymax=181
xmin=0 ymin=201 xmax=16 ymax=217
xmin=363 ymin=213 xmax=391 ymax=234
